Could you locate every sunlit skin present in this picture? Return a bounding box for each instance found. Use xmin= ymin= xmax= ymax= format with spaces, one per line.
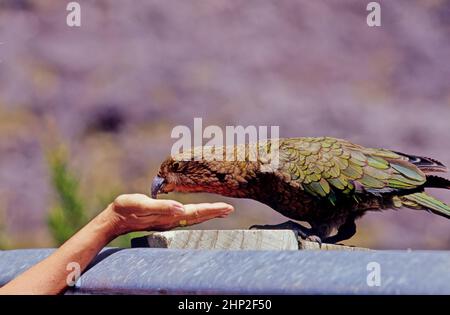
xmin=0 ymin=194 xmax=233 ymax=295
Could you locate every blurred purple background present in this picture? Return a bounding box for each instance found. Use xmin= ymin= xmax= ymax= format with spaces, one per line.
xmin=0 ymin=0 xmax=449 ymax=249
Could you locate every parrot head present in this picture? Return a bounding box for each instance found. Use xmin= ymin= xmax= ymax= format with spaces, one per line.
xmin=151 ymin=156 xmax=228 ymax=198
xmin=151 ymin=145 xmax=264 ymax=199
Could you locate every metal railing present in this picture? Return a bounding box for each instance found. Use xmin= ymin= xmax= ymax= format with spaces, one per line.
xmin=1 ymin=248 xmax=449 ymax=294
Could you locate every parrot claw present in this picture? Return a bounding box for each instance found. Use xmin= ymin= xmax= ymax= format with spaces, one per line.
xmin=305 ymin=235 xmax=323 ymax=247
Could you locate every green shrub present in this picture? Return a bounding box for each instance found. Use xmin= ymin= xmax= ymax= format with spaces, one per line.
xmin=46 ymin=146 xmax=140 ymax=248
xmin=47 ymin=147 xmax=87 ymax=245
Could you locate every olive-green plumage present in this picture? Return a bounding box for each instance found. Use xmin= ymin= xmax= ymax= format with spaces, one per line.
xmin=152 ymin=137 xmax=450 ymax=242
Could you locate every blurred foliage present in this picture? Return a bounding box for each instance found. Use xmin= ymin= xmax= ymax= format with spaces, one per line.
xmin=110 ymin=232 xmax=147 ymax=248
xmin=0 ymin=208 xmax=9 ymax=250
xmin=46 ymin=145 xmax=140 ymax=247
xmin=47 ymin=146 xmax=88 ymax=245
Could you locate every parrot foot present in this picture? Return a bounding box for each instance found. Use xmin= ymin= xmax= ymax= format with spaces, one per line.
xmin=304 ymin=235 xmax=322 ymax=246
xmin=249 ymin=220 xmax=323 ymax=246
xmin=322 ymin=217 xmax=357 ymax=244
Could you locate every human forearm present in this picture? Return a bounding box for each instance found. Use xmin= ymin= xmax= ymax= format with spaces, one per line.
xmin=0 ymin=207 xmax=117 ymax=295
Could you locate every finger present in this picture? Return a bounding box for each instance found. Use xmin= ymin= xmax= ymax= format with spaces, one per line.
xmin=146 ymin=199 xmax=185 ymax=215
xmin=115 ymin=194 xmax=184 ymax=215
xmin=139 ymin=202 xmax=234 ymax=230
xmin=180 ymin=210 xmax=232 ymax=227
xmin=180 ymin=202 xmax=234 ymax=224
xmin=184 ymin=202 xmax=234 ymax=216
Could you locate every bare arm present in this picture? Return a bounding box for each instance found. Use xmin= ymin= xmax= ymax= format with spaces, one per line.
xmin=0 ymin=194 xmax=233 ymax=295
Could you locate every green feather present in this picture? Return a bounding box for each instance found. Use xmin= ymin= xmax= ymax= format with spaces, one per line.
xmin=367 ymin=156 xmax=390 ymax=170
xmin=359 ymin=174 xmax=385 ymax=189
xmin=349 ymin=158 xmax=366 ymax=167
xmin=342 ymin=164 xmax=363 ymax=179
xmin=328 ymin=177 xmax=347 ymax=190
xmin=319 ymin=178 xmax=330 ymax=194
xmin=307 ymin=181 xmax=327 ymax=197
xmin=326 ymin=164 xmax=341 ymax=178
xmin=390 ymin=162 xmax=425 ymax=182
xmin=372 ymin=150 xmax=401 ymax=159
xmin=402 ymin=193 xmax=450 ymax=218
xmin=350 ymin=150 xmax=367 ymax=162
xmin=334 ymin=158 xmax=349 ymax=169
xmin=388 ymin=179 xmax=414 ymax=189
xmin=364 ymin=165 xmax=390 ymax=180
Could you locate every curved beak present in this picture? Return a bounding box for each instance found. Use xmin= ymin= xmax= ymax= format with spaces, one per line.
xmin=151 ymin=176 xmax=166 ymax=199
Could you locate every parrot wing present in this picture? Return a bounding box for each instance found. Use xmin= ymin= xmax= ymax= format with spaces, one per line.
xmin=278 ymin=137 xmax=427 ymax=205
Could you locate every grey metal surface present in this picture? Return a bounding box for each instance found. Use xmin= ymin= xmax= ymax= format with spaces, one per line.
xmin=0 ymin=249 xmax=54 ymax=286
xmin=1 ymin=248 xmax=449 ymax=294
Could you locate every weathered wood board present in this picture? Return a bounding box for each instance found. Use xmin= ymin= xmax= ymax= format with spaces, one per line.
xmin=131 ymin=230 xmax=369 ymax=251
xmin=298 ymin=239 xmax=368 ymax=250
xmin=132 ymin=230 xmax=298 ymax=250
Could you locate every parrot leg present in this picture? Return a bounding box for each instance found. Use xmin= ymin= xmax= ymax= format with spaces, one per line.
xmin=249 ymin=220 xmax=322 ymax=244
xmin=322 ymin=217 xmax=357 ymax=244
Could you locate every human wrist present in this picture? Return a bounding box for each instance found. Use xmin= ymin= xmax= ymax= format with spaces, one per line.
xmin=92 ymin=204 xmax=127 ymax=242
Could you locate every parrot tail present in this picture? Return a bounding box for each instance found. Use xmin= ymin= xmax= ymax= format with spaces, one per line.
xmin=425 ymin=175 xmax=450 ymax=189
xmin=399 ymin=192 xmax=450 ymax=219
xmin=393 ymin=151 xmax=447 ymax=173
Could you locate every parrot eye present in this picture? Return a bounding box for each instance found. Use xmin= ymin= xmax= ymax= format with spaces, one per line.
xmin=217 ymin=173 xmax=226 ymax=182
xmin=172 ymin=162 xmax=180 ymax=172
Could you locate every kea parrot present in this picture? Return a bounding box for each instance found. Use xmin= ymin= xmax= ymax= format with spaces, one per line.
xmin=151 ymin=137 xmax=450 ymax=244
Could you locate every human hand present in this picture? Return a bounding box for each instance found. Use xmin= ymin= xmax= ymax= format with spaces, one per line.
xmin=102 ymin=193 xmax=234 ymax=236
xmin=0 ymin=194 xmax=234 ymax=295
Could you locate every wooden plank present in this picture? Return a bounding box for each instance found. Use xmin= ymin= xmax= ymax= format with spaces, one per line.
xmin=135 ymin=230 xmax=298 ymax=250
xmin=131 ymin=230 xmax=369 ymax=251
xmin=298 ymin=239 xmax=369 ymax=251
